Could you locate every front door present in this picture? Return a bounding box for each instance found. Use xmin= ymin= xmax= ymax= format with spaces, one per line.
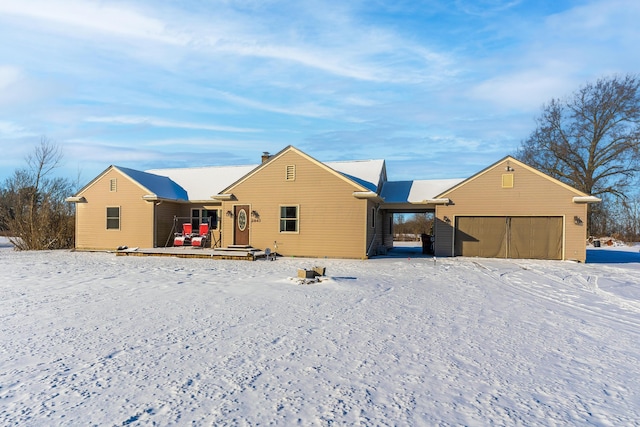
xmin=234 ymin=205 xmax=250 ymax=246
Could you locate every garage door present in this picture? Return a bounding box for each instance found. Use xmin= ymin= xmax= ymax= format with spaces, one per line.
xmin=455 ymin=216 xmax=563 ymax=260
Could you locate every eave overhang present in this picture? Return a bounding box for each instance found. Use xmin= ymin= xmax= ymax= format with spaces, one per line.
xmin=420 ymin=198 xmax=450 ymax=205
xmin=65 ymin=196 xmax=86 ymax=203
xmin=572 ymin=196 xmax=601 ymax=204
xmin=353 ymin=191 xmax=384 ymax=203
xmin=142 ymin=194 xmax=189 ymax=203
xmin=212 ymin=193 xmax=235 ymax=201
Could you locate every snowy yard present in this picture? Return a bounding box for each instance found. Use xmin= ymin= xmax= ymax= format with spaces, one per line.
xmin=1 ymin=239 xmax=640 ymax=426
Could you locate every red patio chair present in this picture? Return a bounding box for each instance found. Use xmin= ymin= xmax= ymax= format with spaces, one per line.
xmin=174 ymin=223 xmax=193 ymax=246
xmin=192 ymin=223 xmax=210 ymax=247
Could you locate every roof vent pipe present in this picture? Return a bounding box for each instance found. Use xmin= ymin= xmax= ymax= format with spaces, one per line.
xmin=261 ymin=152 xmax=271 ymax=163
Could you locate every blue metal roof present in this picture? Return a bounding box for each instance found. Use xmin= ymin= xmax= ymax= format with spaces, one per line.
xmin=117 ymin=166 xmax=189 ymax=201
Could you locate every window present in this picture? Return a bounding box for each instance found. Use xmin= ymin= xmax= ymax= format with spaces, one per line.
xmin=191 ymin=208 xmax=201 ymax=230
xmin=191 ymin=209 xmax=219 ymax=230
xmin=109 ymin=178 xmax=117 ymax=192
xmin=207 ymin=210 xmax=219 ymax=230
xmin=286 ymin=165 xmax=296 ymax=181
xmin=371 ymin=207 xmax=376 ymax=228
xmin=280 ymin=205 xmax=299 ymax=232
xmin=106 ymin=207 xmax=120 ymax=230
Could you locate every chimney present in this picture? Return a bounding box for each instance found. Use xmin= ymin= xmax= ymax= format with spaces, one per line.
xmin=261 ymin=152 xmax=271 ymax=163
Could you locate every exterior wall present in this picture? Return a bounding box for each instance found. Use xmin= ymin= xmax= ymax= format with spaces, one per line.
xmin=75 ymin=169 xmax=155 ymax=250
xmin=220 ymin=150 xmax=369 ymax=258
xmin=154 ymin=202 xmax=183 ymax=247
xmin=434 ymin=159 xmax=588 ymax=262
xmin=381 ymin=210 xmax=394 ymax=250
xmin=433 ymin=217 xmax=454 ymax=257
xmin=365 ymin=203 xmax=391 ymax=255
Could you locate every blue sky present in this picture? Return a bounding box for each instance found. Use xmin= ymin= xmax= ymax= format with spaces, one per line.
xmin=0 ymin=0 xmax=638 ymax=185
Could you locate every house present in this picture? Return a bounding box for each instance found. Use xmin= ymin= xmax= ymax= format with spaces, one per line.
xmin=66 ymin=146 xmax=392 ymax=258
xmin=66 ymin=146 xmax=599 ymax=261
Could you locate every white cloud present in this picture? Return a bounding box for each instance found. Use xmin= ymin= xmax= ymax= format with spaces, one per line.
xmin=85 ymin=116 xmax=261 ymax=133
xmin=0 ymin=65 xmax=21 ymax=91
xmin=0 ymin=120 xmax=36 ymax=138
xmin=546 ymin=0 xmax=640 ymax=40
xmin=0 ymin=0 xmax=185 ymax=45
xmin=208 ymin=90 xmax=338 ymax=118
xmin=470 ymin=72 xmax=572 ymax=111
xmin=454 ymin=0 xmax=522 ymax=16
xmin=467 ymin=0 xmax=640 ymax=111
xmin=0 ymin=0 xmax=454 ymax=84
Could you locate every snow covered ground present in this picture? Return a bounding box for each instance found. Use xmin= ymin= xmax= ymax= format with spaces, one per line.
xmin=1 ymin=238 xmax=640 ymax=426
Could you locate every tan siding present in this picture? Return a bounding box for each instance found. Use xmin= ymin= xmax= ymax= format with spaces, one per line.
xmin=155 ymin=202 xmax=183 ymax=247
xmin=75 ymin=169 xmax=154 ymax=250
xmin=221 ymin=150 xmax=369 ymax=258
xmin=434 ymin=217 xmax=454 ymax=257
xmin=385 ymin=211 xmax=394 ymax=249
xmin=365 ymin=203 xmax=389 ymax=255
xmin=434 ymin=159 xmax=588 ymax=261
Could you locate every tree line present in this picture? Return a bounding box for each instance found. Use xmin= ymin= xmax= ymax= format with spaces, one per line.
xmin=0 ymin=138 xmax=76 ymax=250
xmin=393 ymin=213 xmax=434 ymax=240
xmin=2 ymin=74 xmax=640 ymax=250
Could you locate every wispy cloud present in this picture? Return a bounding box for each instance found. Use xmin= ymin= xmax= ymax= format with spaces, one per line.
xmin=454 ymin=0 xmax=523 ymax=16
xmin=208 ymin=90 xmax=338 ymax=118
xmin=466 ymin=0 xmax=640 ymax=111
xmin=0 ymin=0 xmax=184 ymax=44
xmin=0 ymin=120 xmax=36 ymax=138
xmin=0 ymin=0 xmax=454 ymax=84
xmin=0 ymin=65 xmax=21 ymax=90
xmin=85 ymin=116 xmax=261 ymax=133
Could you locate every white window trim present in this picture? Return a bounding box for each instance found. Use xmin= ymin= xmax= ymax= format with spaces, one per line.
xmin=279 ymin=204 xmax=300 ymax=233
xmin=106 ymin=206 xmax=121 ymax=230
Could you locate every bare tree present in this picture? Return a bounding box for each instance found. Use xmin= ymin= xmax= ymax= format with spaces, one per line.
xmin=518 ymin=74 xmax=640 ymax=233
xmin=393 ymin=213 xmax=433 ymax=241
xmin=0 ymin=137 xmax=76 ymax=250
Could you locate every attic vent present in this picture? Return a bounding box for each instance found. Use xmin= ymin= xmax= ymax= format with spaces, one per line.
xmin=286 ymin=165 xmax=296 ymax=181
xmin=502 ymin=173 xmax=514 ymax=188
xmin=109 ymin=178 xmax=117 ymax=192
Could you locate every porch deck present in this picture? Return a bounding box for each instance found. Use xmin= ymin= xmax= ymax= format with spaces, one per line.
xmin=115 ymin=245 xmax=266 ymax=260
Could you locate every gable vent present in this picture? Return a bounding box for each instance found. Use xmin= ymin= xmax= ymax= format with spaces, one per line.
xmin=286 ymin=165 xmax=296 ymax=181
xmin=109 ymin=178 xmax=117 ymax=192
xmin=502 ymin=174 xmax=514 ymax=188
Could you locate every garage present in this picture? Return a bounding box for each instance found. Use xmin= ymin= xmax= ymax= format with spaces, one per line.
xmin=454 ymin=216 xmax=563 ymax=260
xmin=432 ymin=156 xmax=598 ymax=262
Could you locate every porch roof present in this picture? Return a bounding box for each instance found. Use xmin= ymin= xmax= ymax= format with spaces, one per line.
xmin=117 ymin=166 xmax=189 ymax=201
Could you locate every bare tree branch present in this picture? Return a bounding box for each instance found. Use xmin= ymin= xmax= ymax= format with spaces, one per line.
xmin=517 ymin=74 xmax=640 ymax=235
